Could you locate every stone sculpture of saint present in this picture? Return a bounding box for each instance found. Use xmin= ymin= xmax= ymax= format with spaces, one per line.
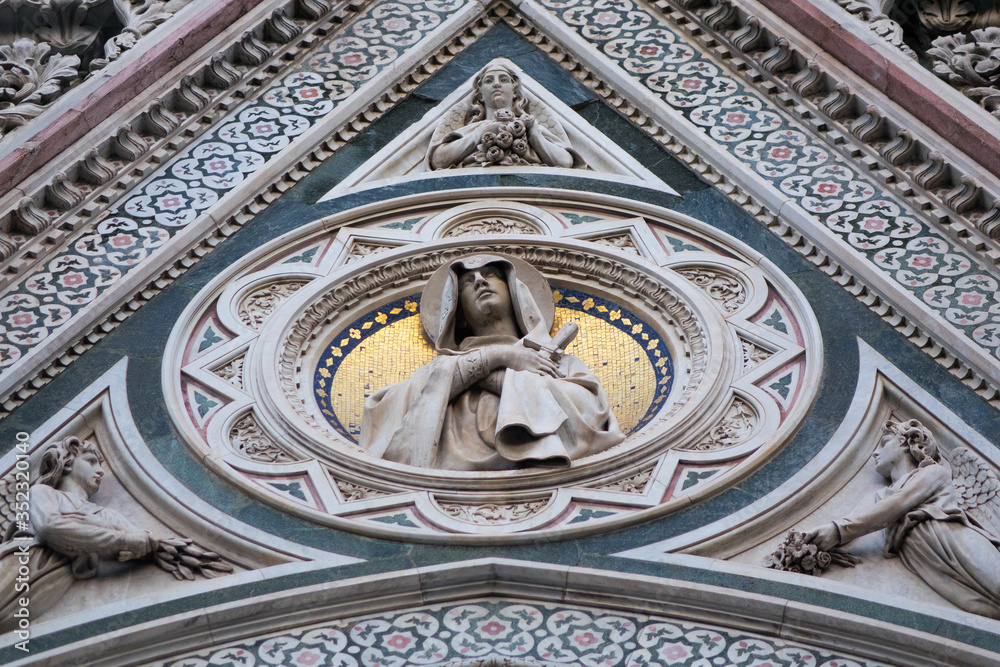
xmin=806 ymin=419 xmax=1000 ymax=618
xmin=425 ymin=60 xmax=584 ymax=170
xmin=360 ymin=254 xmax=624 ymax=471
xmin=0 ymin=437 xmax=158 ymax=632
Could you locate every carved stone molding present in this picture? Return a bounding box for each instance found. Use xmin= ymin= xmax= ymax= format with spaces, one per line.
xmin=0 ymin=0 xmax=197 ymax=140
xmin=741 ymin=338 xmax=773 ymax=373
xmin=596 ymin=468 xmax=654 ymax=494
xmin=164 ymin=193 xmax=821 ymax=541
xmin=677 ymin=267 xmax=746 ymax=313
xmin=678 ymin=397 xmax=758 ymax=452
xmin=346 ymin=241 xmax=396 ymax=263
xmin=238 ymin=281 xmax=307 ymax=331
xmin=214 ymin=355 xmax=245 ymax=390
xmin=229 ymin=413 xmax=292 ymax=462
xmin=589 ymin=233 xmax=639 ymax=255
xmin=442 ymin=217 xmax=540 ymax=237
xmin=439 ymin=500 xmax=549 ymax=525
xmin=335 ymin=479 xmax=391 ymax=501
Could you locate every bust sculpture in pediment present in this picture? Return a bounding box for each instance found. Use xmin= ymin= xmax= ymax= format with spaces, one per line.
xmin=425 ymin=60 xmax=586 ymax=171
xmin=359 ymin=254 xmax=624 ymax=471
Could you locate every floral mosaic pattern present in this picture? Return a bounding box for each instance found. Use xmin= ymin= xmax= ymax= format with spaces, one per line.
xmin=538 ymin=0 xmax=1000 ymax=362
xmin=161 ymin=600 xmax=890 ymax=667
xmin=5 ymin=0 xmax=994 ymax=388
xmin=0 ymin=0 xmax=465 ymax=374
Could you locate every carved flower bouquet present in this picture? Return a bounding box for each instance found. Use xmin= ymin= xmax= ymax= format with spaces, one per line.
xmin=472 ymin=109 xmax=534 ymax=166
xmin=152 ymin=537 xmax=234 ymax=580
xmin=763 ymin=529 xmax=860 ymax=576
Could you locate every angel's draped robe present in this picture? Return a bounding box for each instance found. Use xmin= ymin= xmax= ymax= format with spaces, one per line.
xmin=834 ymin=463 xmax=1000 ymax=618
xmin=360 ymin=334 xmax=624 ymax=470
xmin=0 ymin=484 xmax=150 ymax=631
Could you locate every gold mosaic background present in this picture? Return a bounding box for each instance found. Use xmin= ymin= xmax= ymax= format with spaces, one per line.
xmin=327 ymin=308 xmax=656 ymax=437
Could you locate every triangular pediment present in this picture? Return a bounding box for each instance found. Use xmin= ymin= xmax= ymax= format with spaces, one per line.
xmin=320 ymin=58 xmax=677 ymax=199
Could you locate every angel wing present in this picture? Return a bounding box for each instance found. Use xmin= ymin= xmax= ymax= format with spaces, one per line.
xmin=950 ymin=446 xmax=1000 ymax=539
xmin=525 ymin=96 xmax=571 ymax=144
xmin=429 ymin=97 xmax=474 ymax=146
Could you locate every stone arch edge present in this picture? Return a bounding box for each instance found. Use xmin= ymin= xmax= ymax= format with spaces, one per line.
xmin=6 ymin=557 xmax=997 ymax=666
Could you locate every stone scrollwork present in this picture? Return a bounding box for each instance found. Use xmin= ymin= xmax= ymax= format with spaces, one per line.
xmin=677 ymin=267 xmax=746 ymax=313
xmin=0 ymin=0 xmax=193 ymax=138
xmin=442 ymin=218 xmax=539 ymax=237
xmin=0 ymin=436 xmax=231 ymax=631
xmin=0 ymin=40 xmax=80 ymax=134
xmin=928 ymin=28 xmax=1000 ymax=116
xmin=346 ymin=241 xmax=396 ymax=263
xmin=238 ymin=280 xmax=307 ymax=331
xmin=229 ymin=413 xmax=292 ymax=463
xmin=679 ymin=397 xmax=758 ymax=451
xmin=597 ymin=468 xmax=653 ymax=494
xmin=741 ymin=338 xmax=773 ymax=373
xmin=589 ymin=233 xmax=639 ymax=255
xmin=335 ymin=479 xmax=391 ymax=502
xmin=214 ymin=355 xmax=245 ymax=390
xmin=440 ymin=499 xmax=549 ymax=525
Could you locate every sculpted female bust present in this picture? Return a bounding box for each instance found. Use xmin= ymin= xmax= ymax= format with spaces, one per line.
xmin=359 ymin=254 xmax=624 ymax=471
xmin=425 ymin=60 xmax=584 ymax=170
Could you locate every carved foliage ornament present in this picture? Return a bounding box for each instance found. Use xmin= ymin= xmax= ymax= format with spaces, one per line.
xmin=0 ymin=0 xmax=192 ymax=136
xmin=442 ymin=218 xmax=539 ymax=237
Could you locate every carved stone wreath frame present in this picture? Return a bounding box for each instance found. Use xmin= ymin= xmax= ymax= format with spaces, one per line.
xmin=163 ymin=189 xmax=822 ymax=542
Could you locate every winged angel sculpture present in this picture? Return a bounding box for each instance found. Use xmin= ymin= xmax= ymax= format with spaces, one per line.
xmin=425 ymin=60 xmax=585 ymax=170
xmin=0 ymin=436 xmax=231 ymax=631
xmin=805 ymin=419 xmax=1000 ymax=618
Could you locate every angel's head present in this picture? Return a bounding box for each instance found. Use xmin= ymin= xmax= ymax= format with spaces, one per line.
xmin=470 ymin=63 xmax=527 ymax=121
xmin=37 ymin=436 xmax=105 ymax=497
xmin=876 ymin=419 xmax=939 ymax=478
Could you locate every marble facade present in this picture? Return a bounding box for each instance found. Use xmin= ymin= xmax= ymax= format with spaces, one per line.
xmin=1 ymin=0 xmax=1000 ymax=665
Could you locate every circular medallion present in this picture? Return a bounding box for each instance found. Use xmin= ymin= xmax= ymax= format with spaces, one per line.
xmin=164 ymin=190 xmax=821 ymax=542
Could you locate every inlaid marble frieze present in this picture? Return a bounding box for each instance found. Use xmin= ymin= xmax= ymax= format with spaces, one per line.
xmin=159 ymin=598 xmax=891 ymax=667
xmin=164 ymin=191 xmax=821 ymax=541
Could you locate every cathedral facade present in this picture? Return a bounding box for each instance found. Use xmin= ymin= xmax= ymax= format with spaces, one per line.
xmin=2 ymin=0 xmax=1000 ymax=664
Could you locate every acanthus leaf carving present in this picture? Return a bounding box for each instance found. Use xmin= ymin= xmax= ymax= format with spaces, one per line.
xmin=443 ymin=218 xmax=539 ymax=237
xmin=677 ymin=268 xmax=745 ymax=313
xmin=589 ymin=233 xmax=639 ymax=255
xmin=229 ymin=413 xmax=292 ymax=463
xmin=740 ymin=338 xmax=773 ymax=372
xmin=238 ymin=281 xmax=307 ymax=331
xmin=597 ymin=468 xmax=653 ymax=494
xmin=680 ymin=397 xmax=757 ymax=451
xmin=0 ymin=39 xmax=80 ymax=135
xmin=335 ymin=479 xmax=392 ymax=502
xmin=440 ymin=499 xmax=549 ymax=525
xmin=346 ymin=241 xmax=396 ymax=263
xmin=214 ymin=355 xmax=245 ymax=390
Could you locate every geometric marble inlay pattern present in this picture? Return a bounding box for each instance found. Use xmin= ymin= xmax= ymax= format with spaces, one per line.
xmin=0 ymin=0 xmax=467 ymax=373
xmin=159 ymin=599 xmax=891 ymax=667
xmin=538 ymin=0 xmax=1000 ymax=361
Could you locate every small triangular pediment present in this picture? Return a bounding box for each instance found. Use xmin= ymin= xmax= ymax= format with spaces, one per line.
xmin=320 ymin=59 xmax=677 ymax=199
